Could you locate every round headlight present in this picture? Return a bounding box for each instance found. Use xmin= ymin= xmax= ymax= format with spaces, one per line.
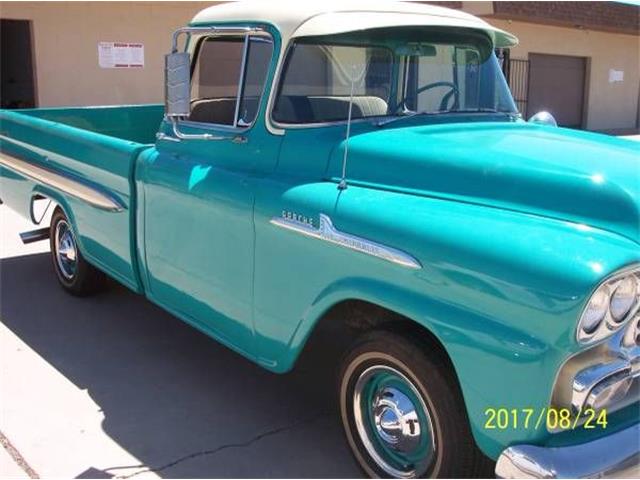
xmin=581 ymin=285 xmax=610 ymax=334
xmin=610 ymin=276 xmax=638 ymax=322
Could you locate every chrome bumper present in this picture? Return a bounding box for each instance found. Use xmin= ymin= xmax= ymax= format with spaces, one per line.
xmin=495 ymin=423 xmax=640 ymax=478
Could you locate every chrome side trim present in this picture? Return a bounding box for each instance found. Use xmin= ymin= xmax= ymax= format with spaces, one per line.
xmin=495 ymin=423 xmax=640 ymax=479
xmin=270 ymin=213 xmax=421 ymax=270
xmin=0 ymin=151 xmax=124 ymax=212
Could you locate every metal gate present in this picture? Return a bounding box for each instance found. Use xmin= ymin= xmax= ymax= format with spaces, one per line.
xmin=508 ymin=58 xmax=529 ymax=116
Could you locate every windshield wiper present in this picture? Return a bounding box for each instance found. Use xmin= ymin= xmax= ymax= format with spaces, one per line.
xmin=440 ymin=108 xmax=515 ymax=115
xmin=375 ymin=108 xmax=515 ymax=127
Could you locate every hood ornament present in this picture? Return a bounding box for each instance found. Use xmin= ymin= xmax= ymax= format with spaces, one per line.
xmin=528 ymin=111 xmax=557 ymax=127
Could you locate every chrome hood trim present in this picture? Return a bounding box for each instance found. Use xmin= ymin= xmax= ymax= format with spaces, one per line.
xmin=270 ymin=213 xmax=422 ymax=270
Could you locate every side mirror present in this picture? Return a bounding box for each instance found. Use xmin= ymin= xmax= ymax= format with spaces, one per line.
xmin=165 ymin=52 xmax=191 ymax=117
xmin=162 ymin=51 xmax=220 ymax=141
xmin=528 ymin=111 xmax=557 ymax=127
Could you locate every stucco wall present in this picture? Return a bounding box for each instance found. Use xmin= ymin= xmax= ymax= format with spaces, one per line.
xmin=0 ymin=1 xmax=207 ymax=107
xmin=491 ymin=19 xmax=640 ymax=131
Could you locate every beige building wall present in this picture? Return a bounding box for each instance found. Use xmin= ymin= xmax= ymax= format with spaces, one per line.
xmin=490 ymin=19 xmax=640 ymax=131
xmin=1 ymin=2 xmax=638 ymax=131
xmin=0 ymin=1 xmax=209 ymax=107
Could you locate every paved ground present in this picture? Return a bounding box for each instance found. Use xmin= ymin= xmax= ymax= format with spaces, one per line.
xmin=0 ymin=205 xmax=361 ymax=478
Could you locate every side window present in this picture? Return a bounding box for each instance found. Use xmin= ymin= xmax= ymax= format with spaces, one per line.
xmin=238 ymin=38 xmax=273 ymax=126
xmin=189 ymin=35 xmax=273 ymax=126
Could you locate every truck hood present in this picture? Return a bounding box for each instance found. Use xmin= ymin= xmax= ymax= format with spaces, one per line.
xmin=329 ymin=122 xmax=640 ymax=242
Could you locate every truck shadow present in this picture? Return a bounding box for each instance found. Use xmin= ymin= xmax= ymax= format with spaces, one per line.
xmin=0 ymin=253 xmax=362 ymax=478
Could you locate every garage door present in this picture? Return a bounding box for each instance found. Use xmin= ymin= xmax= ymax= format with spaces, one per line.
xmin=527 ymin=53 xmax=587 ymax=128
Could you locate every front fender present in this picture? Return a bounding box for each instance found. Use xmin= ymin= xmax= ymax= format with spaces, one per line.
xmin=272 ymin=274 xmax=562 ymax=459
xmin=287 ymin=276 xmax=549 ymax=369
xmin=253 ymin=181 xmax=640 ymax=459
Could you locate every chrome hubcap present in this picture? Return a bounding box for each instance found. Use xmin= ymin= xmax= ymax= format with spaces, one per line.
xmin=353 ymin=365 xmax=436 ymax=478
xmin=55 ymin=220 xmax=77 ymax=280
xmin=373 ymin=387 xmax=421 ymax=453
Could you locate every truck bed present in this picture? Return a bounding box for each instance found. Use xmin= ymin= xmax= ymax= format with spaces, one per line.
xmin=13 ymin=104 xmax=164 ymax=144
xmin=0 ymin=104 xmax=163 ymax=291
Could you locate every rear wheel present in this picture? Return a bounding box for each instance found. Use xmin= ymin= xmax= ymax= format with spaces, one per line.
xmin=50 ymin=208 xmax=105 ymax=296
xmin=339 ymin=330 xmax=491 ymax=478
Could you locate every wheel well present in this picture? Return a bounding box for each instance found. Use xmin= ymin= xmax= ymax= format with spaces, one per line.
xmin=29 ymin=194 xmax=55 ymax=225
xmin=296 ymin=299 xmax=456 ymax=378
xmin=295 ymin=300 xmax=495 ymax=474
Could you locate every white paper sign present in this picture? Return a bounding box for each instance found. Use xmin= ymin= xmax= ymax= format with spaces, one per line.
xmin=608 ymin=69 xmax=624 ymax=83
xmin=98 ymin=42 xmax=144 ymax=68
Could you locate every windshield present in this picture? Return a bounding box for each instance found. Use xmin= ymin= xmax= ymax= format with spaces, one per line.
xmin=272 ymin=28 xmax=518 ymax=125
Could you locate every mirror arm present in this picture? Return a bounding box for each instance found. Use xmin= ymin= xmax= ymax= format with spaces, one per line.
xmin=167 ymin=117 xmax=229 ymax=141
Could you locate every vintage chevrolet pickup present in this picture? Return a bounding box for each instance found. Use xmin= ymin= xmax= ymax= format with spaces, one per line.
xmin=1 ymin=1 xmax=639 ymax=478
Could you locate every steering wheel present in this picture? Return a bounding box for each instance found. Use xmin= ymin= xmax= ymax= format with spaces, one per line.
xmin=391 ymin=81 xmax=459 ymax=114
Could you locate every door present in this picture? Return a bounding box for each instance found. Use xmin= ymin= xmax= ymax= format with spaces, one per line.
xmin=0 ymin=19 xmax=36 ymax=108
xmin=140 ymin=32 xmax=278 ymax=355
xmin=527 ymin=53 xmax=587 ymax=128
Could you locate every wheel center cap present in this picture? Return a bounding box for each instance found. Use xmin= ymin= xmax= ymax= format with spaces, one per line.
xmin=59 ymin=234 xmax=76 ymax=261
xmin=373 ymin=387 xmax=421 ymax=453
xmin=55 ymin=221 xmax=78 ymax=280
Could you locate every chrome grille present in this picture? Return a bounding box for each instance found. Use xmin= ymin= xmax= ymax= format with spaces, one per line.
xmin=623 ymin=312 xmax=640 ymax=348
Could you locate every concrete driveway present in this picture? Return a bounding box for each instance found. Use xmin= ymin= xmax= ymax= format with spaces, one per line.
xmin=0 ymin=205 xmax=361 ymax=478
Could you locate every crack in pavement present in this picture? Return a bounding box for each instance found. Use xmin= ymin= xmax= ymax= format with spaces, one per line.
xmin=105 ymin=411 xmax=330 ymax=479
xmin=0 ymin=429 xmax=40 ymax=479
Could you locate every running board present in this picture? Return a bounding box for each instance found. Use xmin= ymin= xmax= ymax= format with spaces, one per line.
xmin=20 ymin=227 xmax=50 ymax=244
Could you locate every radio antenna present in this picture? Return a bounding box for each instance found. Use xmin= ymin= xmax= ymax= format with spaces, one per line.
xmin=338 ymin=65 xmax=357 ymax=191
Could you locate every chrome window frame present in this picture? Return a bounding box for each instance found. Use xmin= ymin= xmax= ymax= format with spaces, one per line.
xmin=171 ymin=26 xmax=275 ymax=135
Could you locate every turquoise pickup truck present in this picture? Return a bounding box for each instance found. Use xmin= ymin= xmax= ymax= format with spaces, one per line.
xmin=1 ymin=2 xmax=638 ymax=478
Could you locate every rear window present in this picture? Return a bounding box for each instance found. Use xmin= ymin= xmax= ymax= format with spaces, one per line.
xmin=272 ymin=42 xmax=393 ymax=124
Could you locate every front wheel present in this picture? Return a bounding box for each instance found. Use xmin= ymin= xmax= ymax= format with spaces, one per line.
xmin=339 ymin=330 xmax=491 ymax=478
xmin=50 ymin=208 xmax=105 ymax=296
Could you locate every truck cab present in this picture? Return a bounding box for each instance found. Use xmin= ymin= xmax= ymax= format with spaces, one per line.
xmin=1 ymin=2 xmax=638 ymax=478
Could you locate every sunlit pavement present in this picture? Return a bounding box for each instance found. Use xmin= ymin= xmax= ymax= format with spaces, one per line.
xmin=0 ymin=205 xmax=360 ymax=478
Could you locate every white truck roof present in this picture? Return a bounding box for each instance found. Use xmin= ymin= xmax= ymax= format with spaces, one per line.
xmin=191 ymin=0 xmax=518 ymax=48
